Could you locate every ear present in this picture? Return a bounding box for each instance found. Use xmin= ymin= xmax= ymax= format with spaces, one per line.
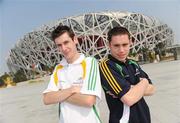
xmin=108 ymin=42 xmax=111 ymax=47
xmin=129 ymin=39 xmax=133 ymax=46
xmin=73 ymin=36 xmax=78 ymax=44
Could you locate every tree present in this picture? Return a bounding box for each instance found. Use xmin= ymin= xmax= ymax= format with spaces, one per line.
xmin=0 ymin=79 xmax=5 ymax=87
xmin=13 ymin=69 xmax=27 ymax=83
xmin=0 ymin=72 xmax=13 ymax=87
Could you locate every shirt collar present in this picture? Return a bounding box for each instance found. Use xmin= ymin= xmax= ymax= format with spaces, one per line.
xmin=108 ymin=54 xmax=129 ymax=65
xmin=60 ymin=53 xmax=85 ymax=66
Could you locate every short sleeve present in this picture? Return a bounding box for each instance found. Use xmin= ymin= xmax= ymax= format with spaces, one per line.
xmin=80 ymin=57 xmax=101 ymax=99
xmin=99 ymin=60 xmax=131 ymax=99
xmin=138 ymin=65 xmax=152 ymax=84
xmin=42 ymin=65 xmax=60 ymax=93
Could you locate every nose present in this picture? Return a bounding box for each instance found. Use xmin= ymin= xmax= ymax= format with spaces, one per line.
xmin=60 ymin=44 xmax=67 ymax=53
xmin=119 ymin=46 xmax=124 ymax=52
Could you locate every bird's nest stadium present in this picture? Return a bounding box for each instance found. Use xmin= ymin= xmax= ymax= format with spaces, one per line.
xmin=7 ymin=11 xmax=174 ymax=78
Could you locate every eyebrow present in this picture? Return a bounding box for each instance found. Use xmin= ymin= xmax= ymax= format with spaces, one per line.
xmin=56 ymin=40 xmax=69 ymax=46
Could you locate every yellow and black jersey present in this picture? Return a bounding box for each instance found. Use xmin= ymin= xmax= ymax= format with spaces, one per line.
xmin=99 ymin=54 xmax=152 ymax=123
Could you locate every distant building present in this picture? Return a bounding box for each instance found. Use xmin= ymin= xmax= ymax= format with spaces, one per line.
xmin=166 ymin=44 xmax=180 ymax=60
xmin=7 ymin=11 xmax=174 ymax=78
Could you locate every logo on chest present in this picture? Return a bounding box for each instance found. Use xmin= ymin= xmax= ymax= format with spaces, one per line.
xmin=135 ymin=68 xmax=140 ymax=76
xmin=73 ymin=77 xmax=83 ymax=85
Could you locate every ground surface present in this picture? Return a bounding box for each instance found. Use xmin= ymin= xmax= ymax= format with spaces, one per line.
xmin=0 ymin=60 xmax=180 ymax=123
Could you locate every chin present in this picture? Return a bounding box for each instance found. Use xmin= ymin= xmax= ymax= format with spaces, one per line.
xmin=64 ymin=55 xmax=70 ymax=60
xmin=118 ymin=57 xmax=126 ymax=62
xmin=66 ymin=56 xmax=71 ymax=60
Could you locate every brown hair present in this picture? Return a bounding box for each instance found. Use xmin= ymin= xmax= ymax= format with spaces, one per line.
xmin=107 ymin=26 xmax=130 ymax=42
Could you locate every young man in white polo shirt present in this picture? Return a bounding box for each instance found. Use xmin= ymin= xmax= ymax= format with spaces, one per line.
xmin=43 ymin=25 xmax=102 ymax=123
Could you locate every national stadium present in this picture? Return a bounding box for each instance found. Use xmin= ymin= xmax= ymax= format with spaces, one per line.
xmin=7 ymin=11 xmax=174 ymax=78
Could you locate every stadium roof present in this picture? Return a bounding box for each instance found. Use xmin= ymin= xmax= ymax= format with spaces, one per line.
xmin=7 ymin=11 xmax=174 ymax=78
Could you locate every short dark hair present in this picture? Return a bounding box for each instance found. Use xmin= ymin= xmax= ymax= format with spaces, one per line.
xmin=51 ymin=25 xmax=75 ymax=41
xmin=107 ymin=26 xmax=130 ymax=42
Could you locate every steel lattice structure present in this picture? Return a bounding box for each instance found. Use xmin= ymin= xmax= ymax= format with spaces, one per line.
xmin=7 ymin=11 xmax=174 ymax=78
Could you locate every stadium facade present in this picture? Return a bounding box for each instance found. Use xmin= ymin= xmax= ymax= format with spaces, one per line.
xmin=7 ymin=11 xmax=174 ymax=78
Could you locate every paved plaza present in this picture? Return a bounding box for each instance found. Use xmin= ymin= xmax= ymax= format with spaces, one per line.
xmin=0 ymin=60 xmax=180 ymax=123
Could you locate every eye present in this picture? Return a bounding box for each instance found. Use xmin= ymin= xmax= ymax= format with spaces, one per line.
xmin=122 ymin=43 xmax=128 ymax=47
xmin=114 ymin=44 xmax=120 ymax=47
xmin=64 ymin=40 xmax=69 ymax=45
xmin=57 ymin=44 xmax=62 ymax=47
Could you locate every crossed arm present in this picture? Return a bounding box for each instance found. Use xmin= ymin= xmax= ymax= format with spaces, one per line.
xmin=43 ymin=85 xmax=96 ymax=107
xmin=106 ymin=78 xmax=155 ymax=106
xmin=144 ymin=83 xmax=155 ymax=96
xmin=66 ymin=93 xmax=96 ymax=107
xmin=121 ymin=78 xmax=155 ymax=106
xmin=130 ymin=79 xmax=155 ymax=96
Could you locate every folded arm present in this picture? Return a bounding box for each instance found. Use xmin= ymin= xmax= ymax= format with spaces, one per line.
xmin=130 ymin=80 xmax=155 ymax=96
xmin=121 ymin=78 xmax=149 ymax=106
xmin=144 ymin=83 xmax=155 ymax=96
xmin=66 ymin=93 xmax=96 ymax=107
xmin=43 ymin=85 xmax=80 ymax=105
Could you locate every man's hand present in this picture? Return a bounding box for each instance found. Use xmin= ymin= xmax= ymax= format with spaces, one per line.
xmin=139 ymin=78 xmax=148 ymax=82
xmin=66 ymin=85 xmax=96 ymax=107
xmin=106 ymin=91 xmax=118 ymax=98
xmin=121 ymin=78 xmax=149 ymax=106
xmin=139 ymin=78 xmax=155 ymax=96
xmin=43 ymin=85 xmax=81 ymax=105
xmin=70 ymin=85 xmax=82 ymax=94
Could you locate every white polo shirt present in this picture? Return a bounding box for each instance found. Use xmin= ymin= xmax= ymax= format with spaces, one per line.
xmin=43 ymin=54 xmax=102 ymax=123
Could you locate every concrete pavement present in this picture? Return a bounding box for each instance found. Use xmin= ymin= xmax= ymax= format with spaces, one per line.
xmin=0 ymin=60 xmax=180 ymax=123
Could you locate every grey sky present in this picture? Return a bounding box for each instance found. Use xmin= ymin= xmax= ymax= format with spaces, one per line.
xmin=0 ymin=0 xmax=180 ymax=75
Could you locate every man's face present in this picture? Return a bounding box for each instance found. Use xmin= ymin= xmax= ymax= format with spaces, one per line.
xmin=55 ymin=32 xmax=78 ymax=61
xmin=109 ymin=34 xmax=131 ymax=62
